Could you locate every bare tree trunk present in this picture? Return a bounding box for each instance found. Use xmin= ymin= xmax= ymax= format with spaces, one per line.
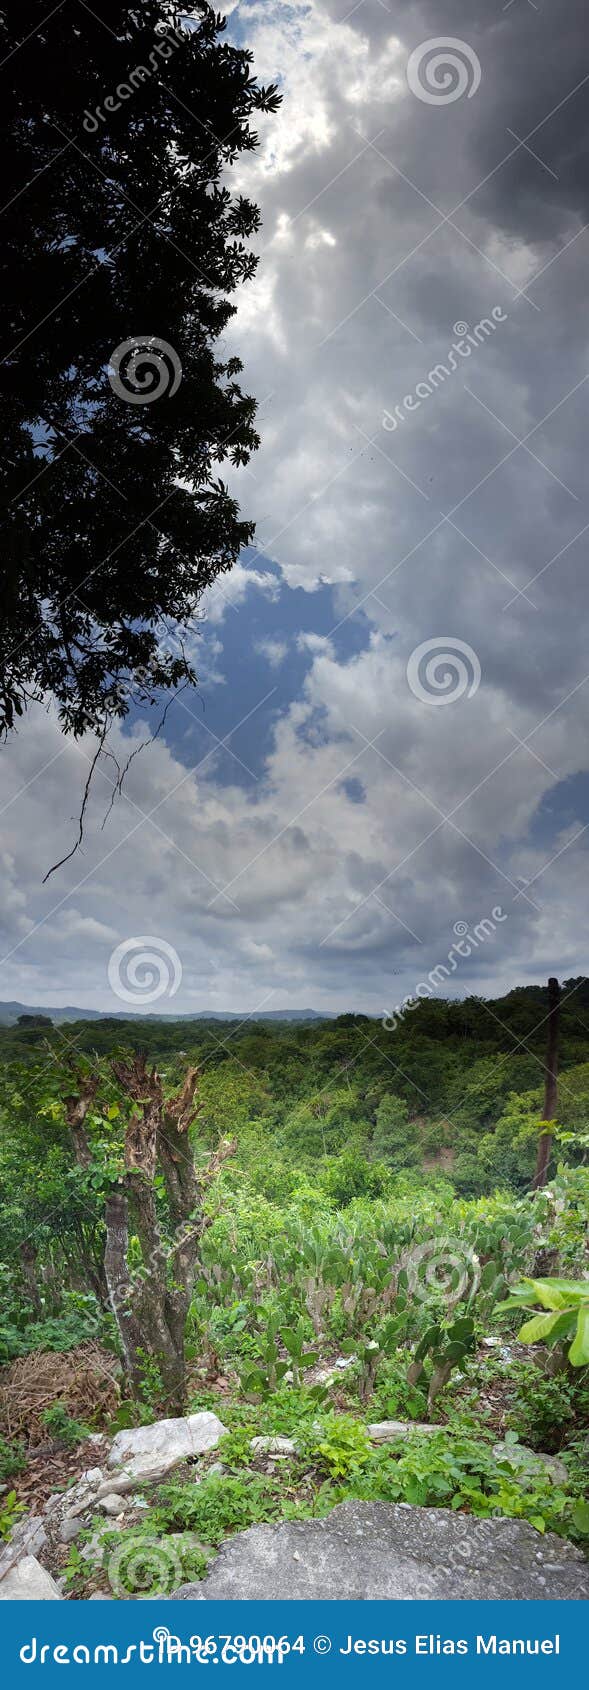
xmin=63 ymin=1054 xmax=234 ymax=1411
xmin=103 ymin=1055 xmax=235 ymax=1412
xmin=532 ymin=975 xmax=560 ymax=1190
xmin=104 ymin=1189 xmax=147 ymax=1396
xmin=64 ymin=1076 xmax=99 ymax=1166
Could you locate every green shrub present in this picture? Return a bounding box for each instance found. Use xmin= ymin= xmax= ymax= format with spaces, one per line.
xmin=371 ymin=1356 xmax=428 ymax=1422
xmin=505 ymin=1363 xmax=586 ymax=1452
xmin=319 ymin=1151 xmax=390 ymax=1206
xmin=301 ymin=1412 xmax=370 ymax=1480
xmin=0 ymin=1434 xmax=26 ymax=1484
xmin=148 ymin=1475 xmax=293 ymax=1545
xmin=0 ymin=1490 xmax=25 ymax=1542
xmin=337 ymin=1427 xmax=587 ymax=1542
xmin=42 ymin=1402 xmax=90 ymax=1446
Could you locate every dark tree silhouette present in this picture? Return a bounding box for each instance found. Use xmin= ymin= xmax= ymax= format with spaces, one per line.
xmin=0 ymin=2 xmax=279 ymax=738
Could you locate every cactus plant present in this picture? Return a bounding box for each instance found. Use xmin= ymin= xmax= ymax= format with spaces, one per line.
xmin=408 ymin=1315 xmax=476 ymax=1410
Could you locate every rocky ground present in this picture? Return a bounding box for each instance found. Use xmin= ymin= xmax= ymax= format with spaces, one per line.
xmin=1 ymin=1403 xmax=586 ymax=1602
xmin=175 ymin=1498 xmax=589 ymax=1602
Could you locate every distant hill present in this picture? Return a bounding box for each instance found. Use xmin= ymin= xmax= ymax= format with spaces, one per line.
xmin=0 ymin=1001 xmax=335 ymax=1027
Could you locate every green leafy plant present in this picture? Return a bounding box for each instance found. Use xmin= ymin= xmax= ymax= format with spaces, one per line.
xmin=0 ymin=1434 xmax=26 ymax=1485
xmin=104 ymin=1530 xmax=208 ymax=1597
xmin=42 ymin=1402 xmax=90 ymax=1446
xmin=0 ymin=1490 xmax=25 ymax=1541
xmin=503 ymin=1361 xmax=586 ymax=1452
xmin=371 ymin=1355 xmax=428 ymax=1422
xmin=147 ymin=1474 xmax=287 ymax=1545
xmin=217 ymin=1428 xmax=256 ymax=1470
xmin=135 ymin=1349 xmax=165 ymax=1416
xmin=497 ymin=1278 xmax=589 ymax=1366
xmin=343 ymin=1427 xmax=586 ymax=1541
xmin=63 ymin=1541 xmax=93 ymax=1592
xmin=304 ymin=1412 xmax=370 ymax=1479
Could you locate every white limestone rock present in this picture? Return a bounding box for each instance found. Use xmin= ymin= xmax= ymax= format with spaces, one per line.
xmin=102 ymin=1411 xmax=226 ymax=1494
xmin=367 ymin=1420 xmax=439 ymax=1442
xmin=0 ymin=1556 xmax=63 ymax=1600
xmin=250 ymin=1436 xmax=297 ymax=1457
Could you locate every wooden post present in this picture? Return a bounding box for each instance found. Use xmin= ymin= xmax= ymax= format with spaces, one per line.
xmin=532 ymin=976 xmax=560 ymax=1190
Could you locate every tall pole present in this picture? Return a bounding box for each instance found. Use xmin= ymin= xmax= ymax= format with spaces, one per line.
xmin=532 ymin=976 xmax=560 ymax=1190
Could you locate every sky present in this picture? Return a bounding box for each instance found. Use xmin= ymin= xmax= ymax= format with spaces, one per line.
xmin=2 ymin=0 xmax=589 ymax=1016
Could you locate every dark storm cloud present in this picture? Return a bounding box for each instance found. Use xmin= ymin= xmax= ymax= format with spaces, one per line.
xmin=333 ymin=0 xmax=589 ymax=240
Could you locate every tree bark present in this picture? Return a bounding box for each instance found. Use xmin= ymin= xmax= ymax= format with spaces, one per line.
xmin=102 ymin=1055 xmax=235 ymax=1411
xmin=104 ymin=1189 xmax=147 ymax=1396
xmin=64 ymin=1076 xmax=99 ymax=1166
xmin=532 ymin=975 xmax=560 ymax=1190
xmin=19 ymin=1239 xmax=42 ymax=1313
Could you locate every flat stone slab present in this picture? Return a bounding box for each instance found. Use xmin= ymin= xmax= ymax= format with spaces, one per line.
xmin=171 ymin=1499 xmax=589 ymax=1602
xmin=368 ymin=1420 xmax=439 ymax=1442
xmin=250 ymin=1436 xmax=297 ymax=1457
xmin=0 ymin=1556 xmax=62 ymax=1600
xmin=103 ymin=1411 xmax=226 ymax=1494
xmin=0 ymin=1516 xmax=46 ymax=1578
xmin=492 ymin=1442 xmax=569 ymax=1486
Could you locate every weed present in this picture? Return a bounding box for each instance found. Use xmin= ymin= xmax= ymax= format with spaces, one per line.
xmin=0 ymin=1490 xmax=24 ymax=1541
xmin=42 ymin=1402 xmax=90 ymax=1447
xmin=0 ymin=1434 xmax=26 ymax=1484
xmin=302 ymin=1412 xmax=371 ymax=1480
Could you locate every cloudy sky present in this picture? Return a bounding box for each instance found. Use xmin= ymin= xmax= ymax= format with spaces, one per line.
xmin=2 ymin=0 xmax=589 ymax=1016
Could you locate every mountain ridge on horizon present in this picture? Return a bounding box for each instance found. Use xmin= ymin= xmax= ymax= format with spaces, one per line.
xmin=0 ymin=1000 xmax=337 ymax=1026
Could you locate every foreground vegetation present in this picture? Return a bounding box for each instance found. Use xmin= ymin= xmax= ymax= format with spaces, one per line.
xmin=0 ymin=986 xmax=587 ymax=1592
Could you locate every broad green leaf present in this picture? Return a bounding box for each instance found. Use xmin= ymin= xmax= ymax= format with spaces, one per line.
xmin=526 ymin=1278 xmax=589 ymax=1305
xmin=518 ymin=1310 xmax=567 ymax=1344
xmin=569 ymin=1305 xmax=589 ymax=1366
xmin=495 ymin=1291 xmax=537 ymax=1312
xmin=542 ymin=1309 xmax=577 ymax=1341
xmin=573 ymin=1503 xmax=589 ymax=1534
xmin=522 ymin=1280 xmax=567 ymax=1310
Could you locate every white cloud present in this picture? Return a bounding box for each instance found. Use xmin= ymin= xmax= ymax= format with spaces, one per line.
xmin=205 ymin=564 xmax=280 ymax=624
xmin=255 ymin=637 xmax=289 ymax=668
xmin=240 ymin=938 xmax=275 ymax=963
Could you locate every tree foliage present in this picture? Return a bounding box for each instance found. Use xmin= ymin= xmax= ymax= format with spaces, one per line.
xmin=0 ymin=2 xmax=280 ymax=736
